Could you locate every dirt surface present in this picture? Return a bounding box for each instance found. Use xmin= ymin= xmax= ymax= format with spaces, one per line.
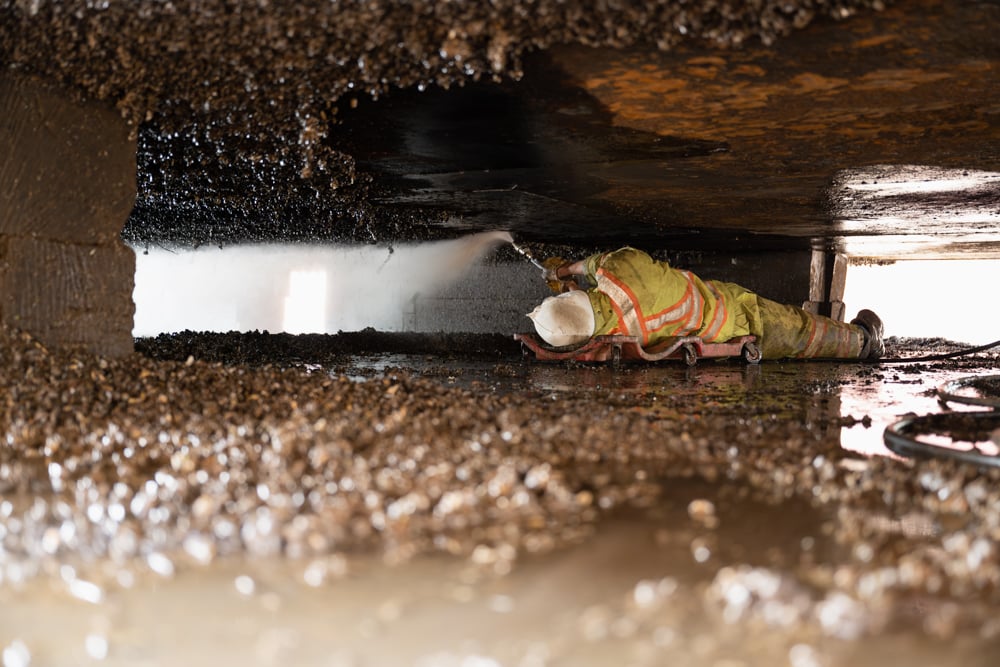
xmin=3 ymin=325 xmax=1000 ymax=664
xmin=136 ymin=330 xmax=522 ymax=366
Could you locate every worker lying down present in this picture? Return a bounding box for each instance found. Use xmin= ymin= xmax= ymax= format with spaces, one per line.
xmin=529 ymin=247 xmax=884 ymax=361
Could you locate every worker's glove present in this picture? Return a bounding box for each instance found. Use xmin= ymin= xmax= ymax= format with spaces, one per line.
xmin=542 ymin=256 xmax=566 ymax=293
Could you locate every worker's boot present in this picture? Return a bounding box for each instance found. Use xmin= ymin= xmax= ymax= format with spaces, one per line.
xmin=851 ymin=309 xmax=885 ymax=359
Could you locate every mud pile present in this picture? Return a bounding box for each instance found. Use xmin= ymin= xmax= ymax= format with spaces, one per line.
xmin=135 ymin=329 xmax=520 ymax=366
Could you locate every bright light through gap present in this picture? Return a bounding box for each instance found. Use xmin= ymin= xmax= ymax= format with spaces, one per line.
xmin=283 ymin=270 xmax=327 ymax=334
xmin=843 ymin=259 xmax=1000 ymax=346
xmin=131 ymin=231 xmax=514 ymax=337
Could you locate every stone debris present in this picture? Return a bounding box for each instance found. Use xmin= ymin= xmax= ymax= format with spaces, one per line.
xmin=2 ymin=324 xmax=1000 ymax=647
xmin=687 ymin=498 xmax=718 ymax=528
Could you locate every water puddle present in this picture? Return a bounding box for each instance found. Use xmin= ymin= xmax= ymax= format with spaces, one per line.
xmin=0 ymin=478 xmax=907 ymax=666
xmin=1 ymin=475 xmax=992 ymax=667
xmin=316 ymin=348 xmax=999 ymax=463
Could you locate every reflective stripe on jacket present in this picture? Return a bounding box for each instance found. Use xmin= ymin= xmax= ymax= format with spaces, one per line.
xmin=583 ymin=247 xmax=760 ymax=346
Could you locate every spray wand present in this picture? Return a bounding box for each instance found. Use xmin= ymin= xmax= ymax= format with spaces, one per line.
xmin=510 ymin=238 xmax=571 ymax=294
xmin=510 ymin=240 xmax=546 ymax=273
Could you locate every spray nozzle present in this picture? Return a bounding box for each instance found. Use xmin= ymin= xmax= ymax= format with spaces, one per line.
xmin=510 ymin=240 xmax=546 ymax=273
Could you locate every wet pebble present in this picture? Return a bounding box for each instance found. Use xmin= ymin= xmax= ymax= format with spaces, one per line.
xmin=84 ymin=634 xmax=109 ymax=661
xmin=2 ymin=326 xmax=1000 ymax=648
xmin=1 ymin=641 xmax=30 ymax=667
xmin=687 ymin=498 xmax=718 ymax=528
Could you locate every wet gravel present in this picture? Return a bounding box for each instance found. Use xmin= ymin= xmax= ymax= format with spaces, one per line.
xmin=3 ymin=324 xmax=1000 ymax=648
xmin=135 ymin=330 xmax=521 ymax=367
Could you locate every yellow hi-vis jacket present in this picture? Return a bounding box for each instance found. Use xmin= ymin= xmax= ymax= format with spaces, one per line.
xmin=582 ymin=247 xmax=762 ymax=347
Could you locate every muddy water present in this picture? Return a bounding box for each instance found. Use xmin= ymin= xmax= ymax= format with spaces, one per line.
xmin=1 ymin=481 xmax=996 ymax=667
xmin=323 ymin=347 xmax=992 ymax=460
xmin=2 ymin=330 xmax=1000 ymax=666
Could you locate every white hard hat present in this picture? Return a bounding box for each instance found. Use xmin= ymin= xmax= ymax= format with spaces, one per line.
xmin=527 ymin=291 xmax=595 ymax=347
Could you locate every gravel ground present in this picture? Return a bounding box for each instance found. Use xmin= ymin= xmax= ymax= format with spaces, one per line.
xmin=3 ymin=325 xmax=1000 ymax=662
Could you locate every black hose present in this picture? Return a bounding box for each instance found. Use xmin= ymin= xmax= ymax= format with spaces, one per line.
xmin=865 ymin=338 xmax=1000 ymax=364
xmin=884 ymin=412 xmax=1000 ymax=467
xmin=938 ymin=375 xmax=1000 ymax=409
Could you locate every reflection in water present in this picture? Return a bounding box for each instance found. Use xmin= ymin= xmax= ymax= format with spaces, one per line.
xmin=366 ymin=353 xmax=996 ymax=462
xmin=915 ymin=433 xmax=1000 ymax=457
xmin=521 ymin=360 xmax=1000 ymax=462
xmin=132 ymin=231 xmax=513 ymax=336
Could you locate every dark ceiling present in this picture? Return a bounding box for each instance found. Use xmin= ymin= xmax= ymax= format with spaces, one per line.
xmin=2 ymin=0 xmax=997 ymax=259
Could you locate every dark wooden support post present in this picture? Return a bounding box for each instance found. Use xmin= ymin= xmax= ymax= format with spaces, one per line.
xmin=0 ymin=73 xmax=136 ymax=356
xmin=803 ymin=248 xmax=847 ymax=322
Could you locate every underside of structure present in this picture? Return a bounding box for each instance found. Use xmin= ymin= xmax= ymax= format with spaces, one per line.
xmin=1 ymin=2 xmax=999 ymax=665
xmin=1 ymin=0 xmax=997 ymax=354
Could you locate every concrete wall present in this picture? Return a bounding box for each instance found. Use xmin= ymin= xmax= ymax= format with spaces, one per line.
xmin=0 ymin=73 xmax=136 ymax=356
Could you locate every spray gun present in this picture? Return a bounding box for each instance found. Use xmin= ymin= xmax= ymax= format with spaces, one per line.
xmin=510 ymin=239 xmax=568 ymax=293
xmin=509 ymin=240 xmax=545 ymax=270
